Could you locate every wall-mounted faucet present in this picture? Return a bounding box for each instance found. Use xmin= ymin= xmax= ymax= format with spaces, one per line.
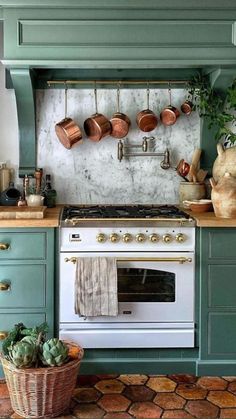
xmin=117 ymin=137 xmax=170 ymax=170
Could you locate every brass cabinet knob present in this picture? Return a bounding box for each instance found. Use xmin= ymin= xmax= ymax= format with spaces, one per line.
xmin=0 ymin=331 xmax=8 ymax=340
xmin=123 ymin=233 xmax=132 ymax=243
xmin=0 ymin=282 xmax=10 ymax=291
xmin=135 ymin=233 xmax=146 ymax=243
xmin=96 ymin=233 xmax=106 ymax=243
xmin=0 ymin=243 xmax=10 ymax=251
xmin=162 ymin=234 xmax=172 ymax=243
xmin=149 ymin=234 xmax=159 ymax=243
xmin=109 ymin=233 xmax=119 ymax=243
xmin=175 ymin=233 xmax=185 ymax=243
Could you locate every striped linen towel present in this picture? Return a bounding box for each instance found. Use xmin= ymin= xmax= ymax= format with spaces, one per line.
xmin=74 ymin=257 xmax=118 ymax=316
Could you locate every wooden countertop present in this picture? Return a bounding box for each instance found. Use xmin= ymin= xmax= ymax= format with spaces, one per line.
xmin=187 ymin=210 xmax=236 ymax=227
xmin=0 ymin=206 xmax=61 ymax=228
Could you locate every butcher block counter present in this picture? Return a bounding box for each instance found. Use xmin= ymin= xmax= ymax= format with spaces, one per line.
xmin=0 ymin=206 xmax=61 ymax=227
xmin=187 ymin=210 xmax=236 ymax=227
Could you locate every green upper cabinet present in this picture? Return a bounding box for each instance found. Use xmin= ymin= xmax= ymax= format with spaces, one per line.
xmin=1 ymin=0 xmax=236 ymax=67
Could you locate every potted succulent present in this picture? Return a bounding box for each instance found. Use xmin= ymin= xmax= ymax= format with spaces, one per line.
xmin=0 ymin=322 xmax=83 ymax=418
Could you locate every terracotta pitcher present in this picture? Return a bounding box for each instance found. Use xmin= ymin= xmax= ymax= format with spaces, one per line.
xmin=210 ymin=172 xmax=236 ymax=218
xmin=212 ymin=144 xmax=236 ymax=181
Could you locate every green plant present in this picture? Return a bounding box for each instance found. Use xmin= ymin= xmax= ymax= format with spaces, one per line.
xmin=188 ymin=75 xmax=236 ymax=144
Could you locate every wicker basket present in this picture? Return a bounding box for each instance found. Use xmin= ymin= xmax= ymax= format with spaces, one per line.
xmin=0 ymin=342 xmax=84 ymax=418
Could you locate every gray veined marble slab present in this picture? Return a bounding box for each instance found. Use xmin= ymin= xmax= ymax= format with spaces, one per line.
xmin=36 ymin=88 xmax=200 ymax=205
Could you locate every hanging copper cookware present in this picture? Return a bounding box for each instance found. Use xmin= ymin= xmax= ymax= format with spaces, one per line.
xmin=84 ymin=84 xmax=111 ymax=141
xmin=55 ymin=86 xmax=83 ymax=149
xmin=181 ymin=86 xmax=194 ymax=115
xmin=160 ymin=87 xmax=180 ymax=126
xmin=136 ymin=85 xmax=158 ymax=132
xmin=110 ymin=85 xmax=131 ymax=138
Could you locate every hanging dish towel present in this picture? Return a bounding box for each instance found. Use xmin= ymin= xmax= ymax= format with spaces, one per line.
xmin=74 ymin=257 xmax=118 ymax=316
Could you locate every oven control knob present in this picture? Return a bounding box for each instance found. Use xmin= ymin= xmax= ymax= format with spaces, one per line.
xmin=162 ymin=234 xmax=172 ymax=243
xmin=149 ymin=234 xmax=159 ymax=243
xmin=136 ymin=233 xmax=146 ymax=243
xmin=110 ymin=233 xmax=119 ymax=243
xmin=96 ymin=233 xmax=107 ymax=243
xmin=175 ymin=233 xmax=185 ymax=243
xmin=123 ymin=233 xmax=132 ymax=243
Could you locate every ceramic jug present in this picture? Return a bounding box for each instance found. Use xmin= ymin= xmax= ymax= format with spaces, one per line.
xmin=212 ymin=143 xmax=236 ymax=181
xmin=210 ymin=172 xmax=236 ymax=218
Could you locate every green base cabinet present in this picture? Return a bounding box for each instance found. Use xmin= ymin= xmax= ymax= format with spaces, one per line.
xmin=198 ymin=228 xmax=236 ymax=375
xmin=0 ymin=228 xmax=55 ymax=378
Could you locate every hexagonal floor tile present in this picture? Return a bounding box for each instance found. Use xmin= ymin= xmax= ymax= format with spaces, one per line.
xmin=168 ymin=374 xmax=198 ymax=384
xmin=154 ymin=392 xmax=185 ymax=409
xmin=95 ymin=379 xmax=125 ymax=394
xmin=73 ymin=387 xmax=102 ymax=403
xmin=77 ymin=375 xmax=99 ymax=387
xmin=0 ymin=383 xmax=10 ymax=399
xmin=220 ymin=408 xmax=236 ymax=418
xmin=162 ymin=410 xmax=194 ymax=418
xmin=73 ymin=403 xmax=105 ymax=419
xmin=123 ymin=385 xmax=155 ymax=402
xmin=228 ymin=381 xmax=236 ymax=395
xmin=197 ymin=376 xmax=228 ymax=390
xmin=207 ymin=391 xmax=236 ymax=408
xmin=118 ymin=375 xmax=148 ymax=385
xmin=176 ymin=383 xmax=207 ymax=400
xmin=222 ymin=376 xmax=236 ymax=382
xmin=104 ymin=413 xmax=133 ymax=419
xmin=0 ymin=399 xmax=14 ymax=418
xmin=186 ymin=400 xmax=219 ymax=418
xmin=98 ymin=394 xmax=131 ymax=412
xmin=129 ymin=401 xmax=162 ymax=419
xmin=147 ymin=377 xmax=177 ymax=392
xmin=96 ymin=375 xmax=119 ymax=380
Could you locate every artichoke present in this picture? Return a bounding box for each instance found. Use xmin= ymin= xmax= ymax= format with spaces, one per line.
xmin=21 ymin=335 xmax=37 ymax=345
xmin=9 ymin=341 xmax=37 ymax=368
xmin=40 ymin=338 xmax=68 ymax=367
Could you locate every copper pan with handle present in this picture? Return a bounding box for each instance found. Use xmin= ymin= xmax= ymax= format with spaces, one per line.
xmin=110 ymin=85 xmax=131 ymax=138
xmin=136 ymin=85 xmax=158 ymax=132
xmin=160 ymin=87 xmax=180 ymax=126
xmin=55 ymin=86 xmax=83 ymax=149
xmin=84 ymin=84 xmax=111 ymax=142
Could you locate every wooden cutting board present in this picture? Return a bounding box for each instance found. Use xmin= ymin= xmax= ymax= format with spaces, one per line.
xmin=0 ymin=206 xmax=47 ymax=219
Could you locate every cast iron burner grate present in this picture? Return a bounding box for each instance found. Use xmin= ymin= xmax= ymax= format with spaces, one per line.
xmin=61 ymin=205 xmax=190 ymax=220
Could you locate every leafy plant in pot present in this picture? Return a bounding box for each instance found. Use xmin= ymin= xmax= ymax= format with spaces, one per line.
xmin=0 ymin=322 xmax=84 ymax=418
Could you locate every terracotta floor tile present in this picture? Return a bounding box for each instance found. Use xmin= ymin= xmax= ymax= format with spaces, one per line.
xmin=220 ymin=408 xmax=236 ymax=418
xmin=104 ymin=413 xmax=133 ymax=419
xmin=98 ymin=394 xmax=131 ymax=412
xmin=186 ymin=400 xmax=219 ymax=418
xmin=0 ymin=399 xmax=14 ymax=418
xmin=73 ymin=387 xmax=102 ymax=403
xmin=128 ymin=401 xmax=162 ymax=418
xmin=0 ymin=383 xmax=10 ymax=399
xmin=222 ymin=376 xmax=236 ymax=382
xmin=168 ymin=374 xmax=198 ymax=384
xmin=73 ymin=403 xmax=105 ymax=419
xmin=123 ymin=385 xmax=155 ymax=402
xmin=162 ymin=410 xmax=195 ymax=418
xmin=146 ymin=377 xmax=177 ymax=392
xmin=118 ymin=374 xmax=148 ymax=385
xmin=77 ymin=375 xmax=99 ymax=387
xmin=207 ymin=391 xmax=236 ymax=408
xmin=95 ymin=379 xmax=125 ymax=394
xmin=197 ymin=376 xmax=228 ymax=390
xmin=228 ymin=381 xmax=236 ymax=395
xmin=10 ymin=413 xmax=23 ymax=419
xmin=154 ymin=392 xmax=186 ymax=409
xmin=96 ymin=375 xmax=119 ymax=380
xmin=176 ymin=383 xmax=208 ymax=400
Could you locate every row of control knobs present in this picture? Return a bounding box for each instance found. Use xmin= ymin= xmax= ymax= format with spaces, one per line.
xmin=96 ymin=233 xmax=186 ymax=243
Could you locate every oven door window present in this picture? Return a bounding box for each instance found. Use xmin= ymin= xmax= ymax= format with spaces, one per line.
xmin=118 ymin=268 xmax=175 ymax=303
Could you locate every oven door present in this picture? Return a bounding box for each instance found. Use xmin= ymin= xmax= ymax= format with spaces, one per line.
xmin=59 ymin=251 xmax=194 ymax=324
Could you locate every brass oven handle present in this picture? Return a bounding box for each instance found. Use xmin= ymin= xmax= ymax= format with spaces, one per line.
xmin=0 ymin=331 xmax=8 ymax=340
xmin=0 ymin=282 xmax=10 ymax=291
xmin=0 ymin=243 xmax=10 ymax=251
xmin=64 ymin=257 xmax=192 ymax=264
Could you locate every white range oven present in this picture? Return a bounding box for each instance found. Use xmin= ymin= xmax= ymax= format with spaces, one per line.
xmin=59 ymin=205 xmax=195 ymax=349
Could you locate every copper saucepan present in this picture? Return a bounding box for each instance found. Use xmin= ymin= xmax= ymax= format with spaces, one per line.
xmin=160 ymin=87 xmax=180 ymax=126
xmin=136 ymin=86 xmax=158 ymax=132
xmin=84 ymin=85 xmax=111 ymax=142
xmin=55 ymin=87 xmax=83 ymax=149
xmin=110 ymin=86 xmax=131 ymax=138
xmin=181 ymin=86 xmax=194 ymax=115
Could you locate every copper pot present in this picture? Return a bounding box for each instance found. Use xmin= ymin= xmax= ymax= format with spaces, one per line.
xmin=110 ymin=86 xmax=131 ymax=138
xmin=55 ymin=87 xmax=82 ymax=149
xmin=160 ymin=88 xmax=180 ymax=126
xmin=84 ymin=86 xmax=111 ymax=141
xmin=136 ymin=87 xmax=158 ymax=132
xmin=181 ymin=100 xmax=193 ymax=115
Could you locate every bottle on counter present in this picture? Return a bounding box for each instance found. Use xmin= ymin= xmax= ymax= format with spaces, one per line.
xmin=0 ymin=163 xmax=11 ymax=193
xmin=43 ymin=174 xmax=57 ymax=208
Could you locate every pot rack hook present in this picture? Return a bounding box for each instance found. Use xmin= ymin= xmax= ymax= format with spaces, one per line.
xmin=168 ymin=82 xmax=172 ymax=105
xmin=116 ymin=82 xmax=121 ymax=113
xmin=94 ymin=80 xmax=98 ymax=114
xmin=146 ymin=81 xmax=150 ymax=109
xmin=64 ymin=81 xmax=68 ymax=119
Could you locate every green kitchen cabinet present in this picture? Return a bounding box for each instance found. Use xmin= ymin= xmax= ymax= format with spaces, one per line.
xmin=198 ymin=228 xmax=236 ymax=374
xmin=0 ymin=228 xmax=55 ymax=377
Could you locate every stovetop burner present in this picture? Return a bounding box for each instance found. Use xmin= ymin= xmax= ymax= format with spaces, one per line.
xmin=61 ymin=205 xmax=190 ymax=220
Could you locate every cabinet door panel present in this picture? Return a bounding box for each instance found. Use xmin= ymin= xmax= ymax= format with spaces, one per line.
xmin=0 ymin=313 xmax=46 ymax=337
xmin=208 ymin=265 xmax=236 ymax=308
xmin=208 ymin=312 xmax=236 ymax=358
xmin=0 ymin=232 xmax=46 ymax=260
xmin=208 ymin=230 xmax=236 ymax=259
xmin=0 ymin=265 xmax=46 ymax=308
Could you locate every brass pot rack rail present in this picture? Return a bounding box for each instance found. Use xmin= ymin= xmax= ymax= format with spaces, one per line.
xmin=47 ymin=79 xmax=190 ymax=87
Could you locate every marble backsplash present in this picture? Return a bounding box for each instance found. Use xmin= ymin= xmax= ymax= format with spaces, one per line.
xmin=37 ymin=88 xmax=200 ymax=204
